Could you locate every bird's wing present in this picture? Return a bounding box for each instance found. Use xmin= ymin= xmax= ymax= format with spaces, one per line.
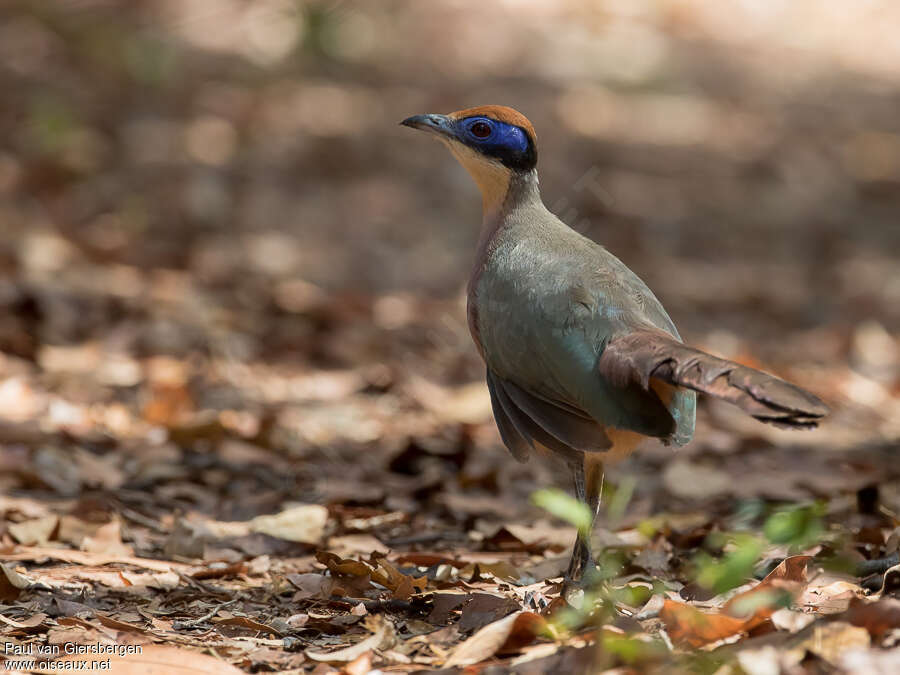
xmin=598 ymin=329 xmax=829 ymax=428
xmin=482 ymin=257 xmax=689 ymax=452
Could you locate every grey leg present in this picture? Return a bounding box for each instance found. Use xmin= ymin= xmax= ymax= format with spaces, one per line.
xmin=565 ymin=458 xmax=603 ymax=586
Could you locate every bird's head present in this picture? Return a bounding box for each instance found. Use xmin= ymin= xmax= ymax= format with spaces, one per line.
xmin=401 ymin=105 xmax=538 ymax=216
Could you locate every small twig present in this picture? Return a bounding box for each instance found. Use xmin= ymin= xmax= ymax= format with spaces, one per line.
xmin=175 ymin=599 xmax=238 ymax=629
xmin=855 ymin=552 xmax=900 ymax=578
xmin=176 ymin=571 xmax=233 ymax=598
xmin=117 ymin=505 xmax=168 ymax=533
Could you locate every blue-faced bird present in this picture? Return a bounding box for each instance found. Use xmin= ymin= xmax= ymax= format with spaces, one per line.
xmin=401 ymin=105 xmax=828 ymax=586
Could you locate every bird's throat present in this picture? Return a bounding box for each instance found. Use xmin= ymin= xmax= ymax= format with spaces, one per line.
xmin=446 ymin=142 xmax=513 ymax=222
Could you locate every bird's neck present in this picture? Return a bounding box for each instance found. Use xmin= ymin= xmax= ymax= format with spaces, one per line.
xmin=475 ymin=168 xmax=541 ymax=250
xmin=466 ymin=168 xmax=541 ymax=354
xmin=446 ymin=143 xmax=541 ymax=222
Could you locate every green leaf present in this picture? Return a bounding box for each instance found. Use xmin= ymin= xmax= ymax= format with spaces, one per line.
xmin=695 ymin=535 xmax=765 ymax=594
xmin=764 ymin=503 xmax=825 ymax=550
xmin=728 ymin=587 xmax=793 ymax=617
xmin=531 ymin=488 xmax=592 ymax=534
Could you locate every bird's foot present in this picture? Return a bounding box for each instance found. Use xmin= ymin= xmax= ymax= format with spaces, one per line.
xmin=561 ymin=556 xmax=599 ymax=604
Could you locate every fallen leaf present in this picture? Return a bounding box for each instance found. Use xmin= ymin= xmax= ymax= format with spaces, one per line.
xmin=191 ymin=561 xmax=248 ymax=580
xmin=799 ymin=569 xmax=865 ymax=615
xmin=459 ymin=560 xmax=524 ymax=585
xmin=798 ymin=621 xmax=871 ymax=665
xmin=375 ymin=557 xmax=427 ymax=599
xmin=459 ymin=593 xmax=520 ymax=633
xmin=0 ymin=612 xmax=46 ymax=630
xmin=428 ymin=592 xmax=469 ymax=625
xmin=770 ymin=607 xmax=816 ymax=633
xmin=287 ymin=572 xmax=333 ymax=600
xmin=5 ymin=546 xmax=192 ymax=572
xmin=446 ymin=611 xmax=545 ymax=666
xmin=251 ymin=504 xmax=328 ymax=544
xmin=306 ymin=615 xmax=395 ymax=663
xmin=344 ymin=650 xmax=373 ymax=675
xmin=286 ymin=613 xmax=309 ymax=628
xmin=843 ymin=597 xmax=900 ymax=640
xmin=660 ymin=599 xmax=749 ymax=648
xmin=94 ymin=613 xmax=148 ymax=634
xmin=327 ymin=533 xmax=390 ymax=557
xmin=8 ymin=515 xmax=58 ymax=545
xmin=57 ymin=515 xmax=104 ymax=548
xmin=661 ymin=556 xmax=812 ymax=647
xmin=81 ymin=517 xmax=133 ymax=556
xmin=50 ymin=644 xmax=245 ymax=674
xmin=0 ymin=562 xmax=29 ymax=602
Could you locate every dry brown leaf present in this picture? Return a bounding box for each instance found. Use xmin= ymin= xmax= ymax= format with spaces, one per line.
xmin=375 ymin=558 xmax=427 ymax=598
xmin=0 ymin=495 xmax=53 ymax=520
xmin=459 ymin=560 xmax=524 ymax=584
xmin=306 ymin=615 xmax=394 ymax=663
xmin=4 ymin=545 xmax=192 ymax=572
xmin=771 ymin=607 xmax=816 ymax=633
xmin=8 ymin=515 xmax=58 ymax=546
xmin=798 ymin=621 xmax=871 ymax=665
xmin=799 ymin=572 xmax=865 ymax=615
xmin=459 ymin=593 xmax=520 ymax=633
xmin=191 ymin=561 xmax=248 ymax=580
xmin=314 ymin=551 xmax=426 ymax=599
xmin=287 ymin=572 xmax=333 ymax=600
xmin=660 ymin=599 xmax=750 ymax=648
xmin=0 ymin=612 xmax=46 ymax=630
xmin=57 ymin=515 xmax=104 ymax=548
xmin=24 ymin=563 xmax=178 ymax=593
xmin=661 ymin=555 xmax=812 ymax=647
xmin=250 ymin=504 xmax=328 ymax=544
xmin=81 ymin=517 xmax=133 ymax=556
xmin=0 ymin=562 xmax=29 ymax=602
xmin=843 ymin=597 xmax=900 ymax=640
xmin=328 ymin=534 xmax=390 ymax=557
xmin=343 ymin=650 xmax=373 ymax=675
xmin=446 ymin=611 xmax=546 ymax=667
xmin=49 ymin=644 xmax=245 ymax=674
xmin=93 ymin=613 xmax=149 ymax=634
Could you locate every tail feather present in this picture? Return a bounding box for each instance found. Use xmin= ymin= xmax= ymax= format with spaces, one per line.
xmin=598 ymin=330 xmax=829 ymax=429
xmin=487 ymin=371 xmax=588 ymax=463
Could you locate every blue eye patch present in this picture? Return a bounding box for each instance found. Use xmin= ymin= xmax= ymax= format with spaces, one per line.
xmin=461 ymin=117 xmax=529 ymax=153
xmin=457 ymin=116 xmax=535 ymax=170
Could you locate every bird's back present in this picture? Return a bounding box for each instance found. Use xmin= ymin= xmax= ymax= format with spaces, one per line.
xmin=469 ymin=203 xmax=697 ymax=447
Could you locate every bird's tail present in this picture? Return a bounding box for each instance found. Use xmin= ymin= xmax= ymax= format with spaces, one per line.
xmin=597 ymin=330 xmax=829 ymax=429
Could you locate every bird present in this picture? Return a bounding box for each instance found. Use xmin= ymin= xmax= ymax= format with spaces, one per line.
xmin=400 ymin=105 xmax=828 ymax=587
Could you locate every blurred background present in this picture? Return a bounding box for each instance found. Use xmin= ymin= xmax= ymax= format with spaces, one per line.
xmin=1 ymin=0 xmax=899 ymax=527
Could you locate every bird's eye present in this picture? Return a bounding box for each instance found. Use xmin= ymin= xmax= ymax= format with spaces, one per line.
xmin=469 ymin=121 xmax=492 ymax=138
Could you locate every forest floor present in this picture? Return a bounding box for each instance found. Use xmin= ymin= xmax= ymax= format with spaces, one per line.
xmin=1 ymin=276 xmax=899 ymax=673
xmin=2 ymin=1 xmax=900 ymax=672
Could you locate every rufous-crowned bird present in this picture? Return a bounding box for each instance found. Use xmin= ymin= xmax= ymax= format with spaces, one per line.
xmin=401 ymin=105 xmax=828 ymax=586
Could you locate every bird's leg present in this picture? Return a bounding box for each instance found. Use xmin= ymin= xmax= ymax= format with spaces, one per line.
xmin=565 ymin=456 xmax=604 ymax=587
